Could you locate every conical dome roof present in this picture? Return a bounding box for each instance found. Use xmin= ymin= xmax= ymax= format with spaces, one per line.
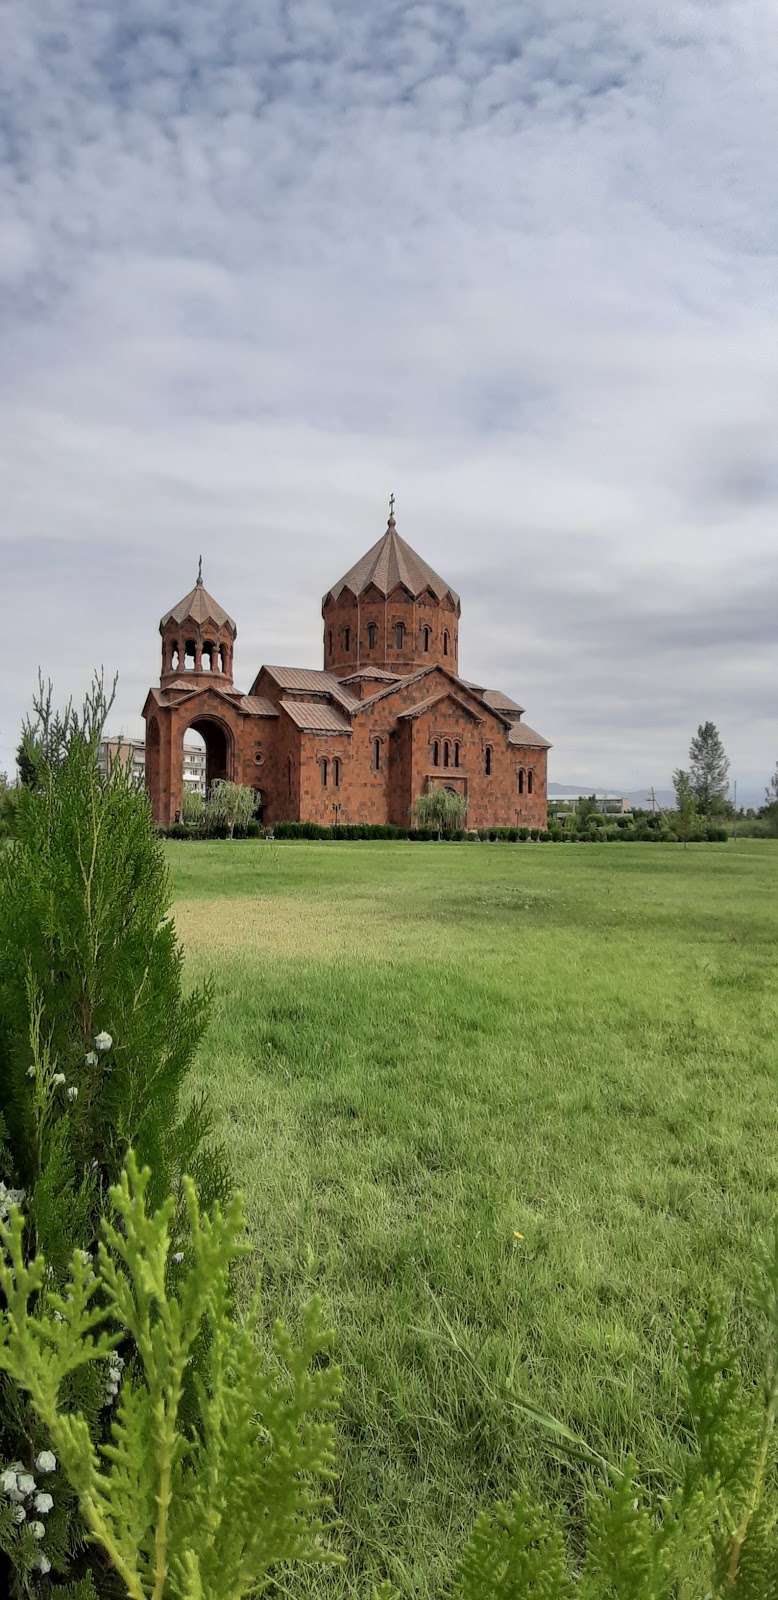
xmin=323 ymin=516 xmax=460 ymax=609
xmin=160 ymin=563 xmax=236 ymax=635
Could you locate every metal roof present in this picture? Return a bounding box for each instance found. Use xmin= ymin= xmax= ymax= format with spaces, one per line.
xmin=261 ymin=666 xmax=358 ymax=711
xmin=506 ymin=721 xmax=552 ymax=749
xmin=481 ymin=689 xmax=526 ymax=716
xmin=237 ymin=696 xmax=278 ymax=717
xmin=324 ymin=517 xmax=460 ymax=608
xmin=280 ymin=699 xmax=352 ymax=733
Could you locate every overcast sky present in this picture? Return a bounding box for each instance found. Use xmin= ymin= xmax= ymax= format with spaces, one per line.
xmin=2 ymin=0 xmax=776 ymax=796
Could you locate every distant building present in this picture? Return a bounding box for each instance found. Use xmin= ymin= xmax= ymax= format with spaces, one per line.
xmin=98 ymin=736 xmax=206 ymax=798
xmin=552 ymin=793 xmax=632 ymax=817
xmin=98 ymin=738 xmax=146 ymax=785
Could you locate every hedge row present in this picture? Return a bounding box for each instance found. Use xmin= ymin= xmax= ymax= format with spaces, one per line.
xmin=159 ymin=819 xmax=729 ymax=844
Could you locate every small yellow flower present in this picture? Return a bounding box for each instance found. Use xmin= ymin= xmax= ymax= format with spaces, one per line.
xmin=513 ymin=1231 xmax=524 ymax=1240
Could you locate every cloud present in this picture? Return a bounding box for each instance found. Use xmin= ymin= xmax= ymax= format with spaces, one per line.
xmin=1 ymin=0 xmax=777 ymax=790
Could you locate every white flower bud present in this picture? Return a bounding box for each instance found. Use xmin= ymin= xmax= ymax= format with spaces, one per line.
xmin=12 ymin=1505 xmax=26 ymax=1523
xmin=16 ymin=1473 xmax=35 ymax=1497
xmin=35 ymin=1552 xmax=51 ymax=1574
xmin=52 ymin=1073 xmax=66 ymax=1086
xmin=66 ymin=1086 xmax=78 ymax=1101
xmin=94 ymin=1031 xmax=113 ymax=1053
xmin=26 ymin=1064 xmax=36 ymax=1077
xmin=34 ymin=1452 xmax=57 ymax=1474
xmin=171 ymin=1252 xmax=184 ymax=1265
xmin=29 ymin=1520 xmax=46 ymax=1539
xmin=85 ymin=1051 xmax=98 ymax=1067
xmin=1 ymin=1469 xmax=17 ymax=1494
xmin=33 ymin=1492 xmax=53 ymax=1514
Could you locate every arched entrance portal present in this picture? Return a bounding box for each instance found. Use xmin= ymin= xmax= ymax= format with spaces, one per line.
xmin=186 ymin=717 xmax=233 ymax=795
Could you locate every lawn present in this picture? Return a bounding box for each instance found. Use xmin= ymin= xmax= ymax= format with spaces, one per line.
xmin=169 ymin=838 xmax=778 ymax=1596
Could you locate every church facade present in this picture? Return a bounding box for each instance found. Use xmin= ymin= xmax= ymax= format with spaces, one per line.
xmin=142 ymin=512 xmax=551 ymax=830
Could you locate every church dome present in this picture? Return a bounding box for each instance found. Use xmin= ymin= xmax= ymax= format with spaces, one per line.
xmin=158 ymin=560 xmax=236 ymax=687
xmin=322 ymin=508 xmax=460 ymax=679
xmin=323 ymin=513 xmax=459 ymax=609
xmin=160 ymin=561 xmax=236 ymax=635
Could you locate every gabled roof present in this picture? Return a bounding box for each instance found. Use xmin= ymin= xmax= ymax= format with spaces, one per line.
xmin=257 ymin=666 xmax=358 ymax=713
xmin=506 ymin=721 xmax=552 ymax=749
xmin=339 ymin=667 xmax=400 ymax=684
xmin=481 ymin=688 xmax=526 ymax=717
xmin=398 ymin=691 xmax=485 ymax=724
xmin=280 ymin=700 xmax=352 ymax=733
xmin=160 ymin=569 xmax=236 ymax=635
xmin=236 ymin=696 xmax=278 ymax=717
xmin=355 ymin=664 xmax=512 ymax=724
xmin=323 ymin=516 xmax=460 ymax=608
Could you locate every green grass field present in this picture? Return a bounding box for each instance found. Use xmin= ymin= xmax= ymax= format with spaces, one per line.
xmin=168 ymin=839 xmax=778 ymax=1596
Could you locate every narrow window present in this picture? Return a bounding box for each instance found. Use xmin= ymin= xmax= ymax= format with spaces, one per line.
xmin=395 ymin=621 xmax=405 ymax=649
xmin=432 ymin=741 xmax=439 ymax=767
xmin=528 ymin=770 xmax=534 ymax=795
xmin=328 ymin=630 xmax=333 ymax=654
xmin=518 ymin=769 xmax=525 ymax=795
xmin=443 ymin=741 xmax=450 ymax=768
xmin=443 ymin=630 xmax=449 ymax=656
xmin=422 ymin=625 xmax=431 ymax=653
xmin=333 ymin=757 xmax=341 ymax=788
xmin=485 ymin=746 xmax=492 ymax=776
xmin=287 ymin=757 xmax=292 ymax=798
xmin=321 ymin=757 xmax=328 ymax=788
xmin=344 ymin=627 xmax=351 ymax=653
xmin=218 ymin=644 xmax=226 ymax=674
xmin=368 ymin=622 xmax=377 ymax=649
xmin=203 ymin=642 xmax=213 ymax=672
xmin=171 ymin=641 xmax=180 ymax=671
xmin=373 ymin=738 xmax=381 ymax=771
xmin=184 ymin=639 xmax=196 ymax=670
xmin=454 ymin=742 xmax=460 ymax=768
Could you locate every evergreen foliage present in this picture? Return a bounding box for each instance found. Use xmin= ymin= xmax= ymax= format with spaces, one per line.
xmin=688 ymin=721 xmax=730 ymax=814
xmin=0 ymin=1156 xmax=341 ymax=1599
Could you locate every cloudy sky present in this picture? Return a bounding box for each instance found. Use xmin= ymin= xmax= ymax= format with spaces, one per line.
xmin=2 ymin=0 xmax=776 ymax=797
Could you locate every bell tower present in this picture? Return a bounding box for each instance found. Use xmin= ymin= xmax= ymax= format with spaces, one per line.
xmin=159 ymin=558 xmax=237 ymax=688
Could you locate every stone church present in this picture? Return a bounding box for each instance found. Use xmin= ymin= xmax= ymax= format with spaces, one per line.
xmin=143 ymin=509 xmax=550 ymax=830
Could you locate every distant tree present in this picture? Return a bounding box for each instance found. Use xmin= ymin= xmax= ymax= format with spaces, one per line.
xmin=413 ymin=788 xmax=468 ymax=838
xmin=575 ymin=794 xmax=598 ymax=827
xmin=672 ymin=768 xmax=697 ymax=847
xmin=205 ymin=779 xmax=256 ymax=839
xmin=688 ymin=722 xmax=730 ymax=815
xmin=182 ymin=788 xmax=206 ymax=826
xmin=15 ymin=738 xmax=39 ymax=789
xmin=763 ymin=757 xmax=778 ymax=836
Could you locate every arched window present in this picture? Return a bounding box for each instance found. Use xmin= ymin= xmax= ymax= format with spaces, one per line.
xmin=422 ymin=625 xmax=431 ymax=653
xmin=218 ymin=644 xmax=226 ymax=674
xmin=484 ymin=746 xmax=492 ymax=776
xmin=367 ymin=622 xmax=377 ymax=649
xmin=202 ymin=641 xmax=214 ymax=672
xmin=443 ymin=741 xmax=450 ymax=768
xmin=321 ymin=757 xmax=329 ymax=788
xmin=454 ymin=742 xmax=460 ymax=768
xmin=333 ymin=757 xmax=341 ymax=788
xmin=432 ymin=741 xmax=439 ymax=767
xmin=443 ymin=630 xmax=449 ymax=656
xmin=518 ymin=769 xmax=525 ymax=795
xmin=528 ymin=770 xmax=534 ymax=795
xmin=328 ymin=630 xmax=333 ymax=655
xmin=344 ymin=627 xmax=351 ymax=653
xmin=373 ymin=738 xmax=381 ymax=771
xmin=394 ymin=621 xmax=405 ymax=649
xmin=184 ymin=639 xmax=196 ymax=670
